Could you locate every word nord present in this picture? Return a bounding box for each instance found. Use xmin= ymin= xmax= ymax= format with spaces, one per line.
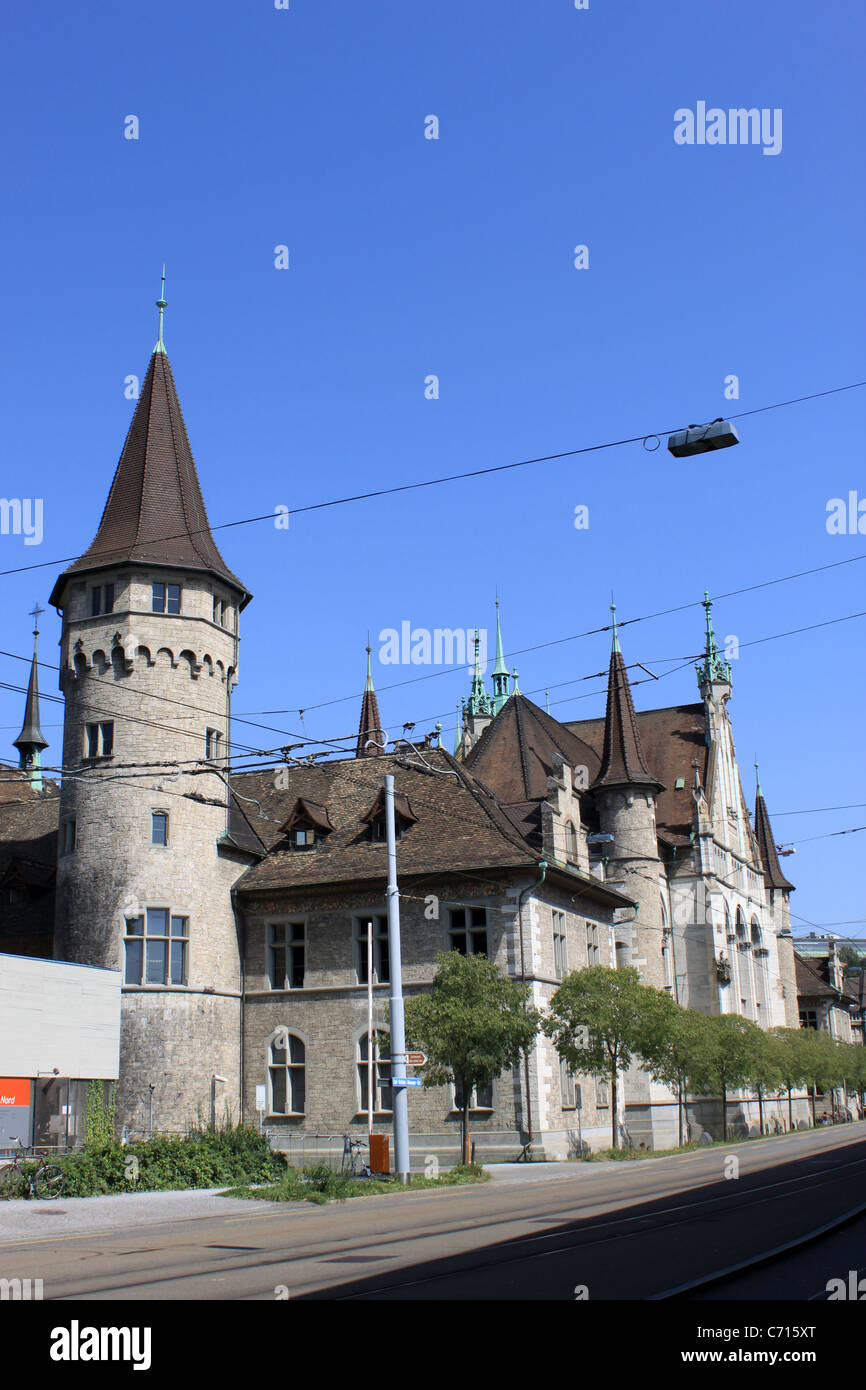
xmin=0 ymin=497 xmax=43 ymax=545
xmin=674 ymin=103 xmax=782 ymax=156
xmin=50 ymin=1320 xmax=152 ymax=1371
xmin=379 ymin=623 xmax=486 ymax=669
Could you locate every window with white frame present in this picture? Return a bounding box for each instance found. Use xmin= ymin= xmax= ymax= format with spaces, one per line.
xmin=152 ymin=581 xmax=181 ymax=614
xmin=585 ymin=921 xmax=600 ymax=966
xmin=268 ymin=921 xmax=305 ymax=989
xmin=124 ymin=909 xmax=188 ymax=986
xmin=560 ymin=1057 xmax=577 ymax=1110
xmin=353 ymin=914 xmax=389 ymax=984
xmin=358 ymin=1033 xmax=392 ymax=1113
xmin=269 ymin=1033 xmax=306 ymax=1115
xmin=553 ymin=910 xmax=568 ymax=979
xmin=151 ymin=811 xmax=168 ymax=846
xmin=448 ymin=906 xmax=487 ymax=956
xmin=453 ymin=1079 xmax=494 ymax=1112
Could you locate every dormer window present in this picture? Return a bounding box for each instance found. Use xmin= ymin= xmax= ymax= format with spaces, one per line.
xmin=360 ymin=789 xmax=417 ymax=843
xmin=152 ymin=582 xmax=181 ymax=615
xmin=281 ymin=798 xmax=333 ymax=850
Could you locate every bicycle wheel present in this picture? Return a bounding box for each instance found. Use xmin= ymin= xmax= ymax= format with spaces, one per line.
xmin=31 ymin=1164 xmax=64 ymax=1200
xmin=0 ymin=1164 xmax=25 ymax=1199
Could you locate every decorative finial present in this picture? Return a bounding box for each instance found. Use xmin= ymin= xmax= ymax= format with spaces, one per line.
xmin=29 ymin=601 xmax=45 ymax=640
xmin=696 ymin=587 xmax=732 ymax=690
xmin=155 ymin=265 xmax=167 ymax=354
xmin=545 ymin=689 xmax=550 ymax=714
xmin=610 ymin=598 xmax=621 ymax=655
xmin=364 ymin=638 xmax=374 ymax=692
xmin=754 ymin=757 xmax=762 ymax=797
xmin=512 ymin=667 xmax=520 ymax=694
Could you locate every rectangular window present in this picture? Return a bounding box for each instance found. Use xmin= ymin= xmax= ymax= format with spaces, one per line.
xmin=151 ymin=812 xmax=168 ymax=846
xmin=60 ymin=819 xmax=76 ymax=855
xmin=448 ymin=906 xmax=488 ymax=957
xmin=269 ymin=1034 xmax=306 ymax=1115
xmin=358 ymin=1035 xmax=392 ymax=1114
xmin=454 ymin=1080 xmax=494 ymax=1112
xmin=124 ymin=910 xmax=187 ymax=986
xmin=585 ymin=921 xmax=600 ymax=966
xmin=353 ymin=914 xmax=390 ymax=984
xmin=560 ymin=1057 xmax=576 ymax=1110
xmin=268 ymin=922 xmax=305 ymax=989
xmin=205 ymin=728 xmax=222 ymax=761
xmin=799 ymin=1009 xmax=819 ymax=1030
xmin=596 ymin=1078 xmax=610 ymax=1107
xmin=85 ymin=721 xmax=114 ymax=758
xmin=90 ymin=583 xmax=115 ymax=616
xmin=553 ymin=910 xmax=567 ymax=979
xmin=152 ymin=582 xmax=181 ymax=614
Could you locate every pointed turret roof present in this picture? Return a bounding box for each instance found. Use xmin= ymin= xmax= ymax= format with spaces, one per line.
xmin=754 ymin=779 xmax=794 ymax=891
xmin=50 ymin=341 xmax=249 ymax=608
xmin=592 ymin=606 xmax=663 ymax=793
xmin=465 ymin=691 xmax=600 ymax=802
xmin=13 ymin=641 xmax=48 ymax=758
xmin=356 ymin=646 xmax=385 ymax=757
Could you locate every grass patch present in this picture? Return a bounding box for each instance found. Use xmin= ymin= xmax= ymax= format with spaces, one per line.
xmin=222 ymin=1160 xmax=490 ymax=1204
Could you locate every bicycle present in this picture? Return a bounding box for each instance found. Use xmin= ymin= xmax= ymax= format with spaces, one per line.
xmin=0 ymin=1137 xmax=65 ymax=1201
xmin=341 ymin=1137 xmax=371 ymax=1179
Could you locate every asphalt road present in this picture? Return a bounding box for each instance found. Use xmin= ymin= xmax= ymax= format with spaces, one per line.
xmin=2 ymin=1124 xmax=865 ymax=1301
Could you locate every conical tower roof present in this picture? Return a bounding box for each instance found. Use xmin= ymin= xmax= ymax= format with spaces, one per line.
xmin=50 ymin=347 xmax=249 ymax=609
xmin=13 ymin=643 xmax=48 ymax=756
xmin=356 ymin=647 xmax=385 ymax=757
xmin=754 ymin=779 xmax=794 ymax=891
xmin=592 ymin=606 xmax=663 ymax=793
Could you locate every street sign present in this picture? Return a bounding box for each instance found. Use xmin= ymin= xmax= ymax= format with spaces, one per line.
xmin=406 ymin=1051 xmax=427 ymax=1066
xmin=255 ymin=1085 xmax=266 ymax=1113
xmin=392 ymin=1077 xmax=422 ymax=1088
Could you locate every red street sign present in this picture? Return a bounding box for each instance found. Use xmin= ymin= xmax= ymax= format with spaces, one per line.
xmin=406 ymin=1052 xmax=427 ymax=1066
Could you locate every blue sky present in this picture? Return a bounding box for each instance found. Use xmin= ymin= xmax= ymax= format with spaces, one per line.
xmin=0 ymin=0 xmax=863 ymax=937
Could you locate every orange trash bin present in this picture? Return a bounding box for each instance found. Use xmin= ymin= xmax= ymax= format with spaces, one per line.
xmin=368 ymin=1133 xmax=390 ymax=1175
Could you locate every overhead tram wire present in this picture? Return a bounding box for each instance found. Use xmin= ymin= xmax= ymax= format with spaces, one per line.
xmin=0 ymin=377 xmax=864 ymax=583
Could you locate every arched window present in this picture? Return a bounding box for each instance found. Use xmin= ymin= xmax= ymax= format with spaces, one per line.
xmin=358 ymin=1032 xmax=392 ymax=1114
xmin=268 ymin=1032 xmax=305 ymax=1115
xmin=735 ymin=908 xmax=747 ymax=940
xmin=565 ymin=821 xmax=578 ymax=863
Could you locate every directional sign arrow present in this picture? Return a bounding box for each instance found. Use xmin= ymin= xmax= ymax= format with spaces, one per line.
xmin=406 ymin=1051 xmax=427 ymax=1066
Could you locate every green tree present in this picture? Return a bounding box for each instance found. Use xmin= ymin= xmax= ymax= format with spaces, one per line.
xmin=640 ymin=1006 xmax=711 ymax=1148
xmin=749 ymin=1030 xmax=785 ymax=1135
xmin=543 ymin=966 xmax=675 ymax=1150
xmin=688 ymin=1014 xmax=764 ymax=1139
xmin=837 ymin=946 xmax=864 ymax=971
xmin=403 ymin=951 xmax=541 ymax=1164
xmin=769 ymin=1027 xmax=810 ymax=1131
xmin=84 ymin=1080 xmax=116 ymax=1151
xmin=798 ymin=1027 xmax=845 ymax=1124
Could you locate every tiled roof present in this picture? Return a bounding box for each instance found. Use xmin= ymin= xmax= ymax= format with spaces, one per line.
xmin=356 ymin=686 xmax=385 ymax=757
xmin=592 ymin=647 xmax=663 ymax=792
xmin=50 ymin=351 xmax=249 ymax=607
xmin=464 ymin=693 xmax=600 ymax=803
xmin=795 ymin=953 xmax=837 ymax=1000
xmin=754 ymin=792 xmax=794 ymax=891
xmin=566 ymin=703 xmax=707 ymax=837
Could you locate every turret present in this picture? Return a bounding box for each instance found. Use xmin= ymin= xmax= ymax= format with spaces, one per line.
xmin=356 ymin=645 xmax=385 ymax=755
xmin=50 ymin=278 xmax=253 ymax=1134
xmin=13 ymin=606 xmax=49 ymax=792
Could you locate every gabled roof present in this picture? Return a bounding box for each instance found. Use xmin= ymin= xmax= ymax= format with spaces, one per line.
xmin=754 ymin=791 xmax=794 ymax=891
xmin=795 ymin=952 xmax=837 ymax=1000
xmin=50 ymin=350 xmax=249 ymax=608
xmin=464 ymin=693 xmax=600 ymax=802
xmin=282 ymin=798 xmax=334 ymax=834
xmin=360 ymin=788 xmax=416 ymax=827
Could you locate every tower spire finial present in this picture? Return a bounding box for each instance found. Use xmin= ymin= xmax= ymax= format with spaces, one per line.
xmin=610 ymin=594 xmax=620 ymax=655
xmin=754 ymin=756 xmax=762 ymax=797
xmin=491 ymin=596 xmax=510 ymax=713
xmin=696 ymin=588 xmax=732 ymax=691
xmin=155 ymin=265 xmax=167 ymax=354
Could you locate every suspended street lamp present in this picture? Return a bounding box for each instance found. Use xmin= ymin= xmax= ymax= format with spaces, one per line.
xmin=667 ymin=418 xmax=740 ymax=458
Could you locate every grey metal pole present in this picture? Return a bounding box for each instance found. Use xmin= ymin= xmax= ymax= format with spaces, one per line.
xmin=385 ymin=774 xmax=411 ymax=1183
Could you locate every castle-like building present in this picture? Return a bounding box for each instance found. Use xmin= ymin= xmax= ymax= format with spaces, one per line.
xmin=4 ymin=303 xmax=852 ymax=1155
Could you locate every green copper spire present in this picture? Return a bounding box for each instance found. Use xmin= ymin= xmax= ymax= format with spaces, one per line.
xmin=466 ymin=628 xmax=491 ymax=717
xmin=696 ymin=589 xmax=732 ymax=690
xmin=453 ymin=703 xmax=462 ymax=756
xmin=365 ymin=639 xmax=374 ymax=692
xmin=491 ymin=598 xmax=510 ymax=714
xmin=610 ymin=599 xmax=621 ymax=655
xmin=154 ymin=266 xmax=167 ymax=354
xmin=512 ymin=667 xmax=520 ymax=694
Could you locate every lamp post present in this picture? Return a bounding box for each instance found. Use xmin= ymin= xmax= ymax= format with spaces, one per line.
xmin=384 ymin=775 xmax=411 ymax=1184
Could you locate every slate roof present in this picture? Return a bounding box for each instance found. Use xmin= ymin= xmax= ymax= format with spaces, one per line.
xmin=50 ymin=350 xmax=249 ymax=608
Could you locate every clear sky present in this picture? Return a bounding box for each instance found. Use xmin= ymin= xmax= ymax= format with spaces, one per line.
xmin=0 ymin=0 xmax=863 ymax=938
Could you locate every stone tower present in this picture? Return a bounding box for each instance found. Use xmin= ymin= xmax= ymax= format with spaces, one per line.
xmin=49 ymin=289 xmax=253 ymax=1135
xmin=590 ymin=606 xmax=666 ymax=989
